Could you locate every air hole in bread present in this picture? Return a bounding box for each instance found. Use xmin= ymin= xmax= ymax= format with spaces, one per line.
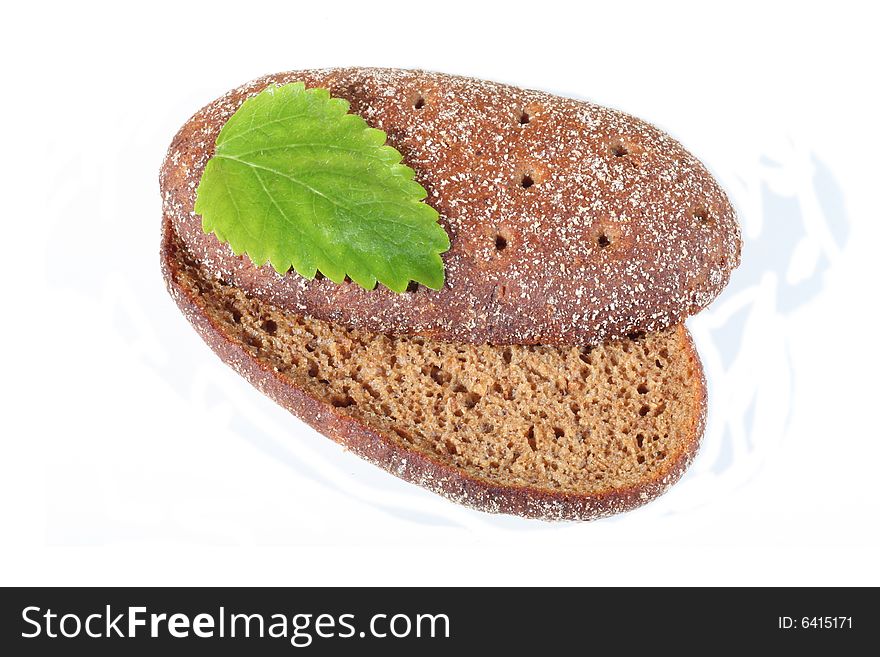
xmin=413 ymin=95 xmax=425 ymax=110
xmin=330 ymin=394 xmax=355 ymax=408
xmin=231 ymin=309 xmax=243 ymax=324
xmin=462 ymin=392 xmax=481 ymax=408
xmin=597 ymin=234 xmax=611 ymax=248
xmin=636 ymin=433 xmax=645 ymax=449
xmin=637 ymin=455 xmax=646 ymax=464
xmin=637 ymin=383 xmax=649 ymax=395
xmin=430 ymin=366 xmax=452 ymax=386
xmin=495 ymin=234 xmax=508 ymax=251
xmin=261 ymin=319 xmax=278 ymax=335
xmin=519 ymin=110 xmax=530 ymax=125
xmin=526 ymin=426 xmax=537 ymax=451
xmin=638 ymin=405 xmax=650 ymax=417
xmin=502 ymin=348 xmax=512 ymax=364
xmin=553 ymin=427 xmax=565 ymax=439
xmin=520 ymin=174 xmax=535 ymax=188
xmin=628 ymin=330 xmax=646 ymax=341
xmin=692 ymin=206 xmax=711 ymax=224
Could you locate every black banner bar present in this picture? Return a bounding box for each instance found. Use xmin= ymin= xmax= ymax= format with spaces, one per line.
xmin=1 ymin=587 xmax=872 ymax=654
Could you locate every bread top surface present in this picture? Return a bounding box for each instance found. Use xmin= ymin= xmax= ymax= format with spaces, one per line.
xmin=161 ymin=68 xmax=741 ymax=346
xmin=163 ymin=219 xmax=706 ymax=518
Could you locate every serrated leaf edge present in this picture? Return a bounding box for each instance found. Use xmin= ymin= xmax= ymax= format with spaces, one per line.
xmin=195 ymin=83 xmax=448 ymax=292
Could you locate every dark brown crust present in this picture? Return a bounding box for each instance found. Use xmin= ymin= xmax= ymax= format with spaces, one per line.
xmin=160 ymin=68 xmax=741 ymax=347
xmin=161 ymin=216 xmax=707 ymax=521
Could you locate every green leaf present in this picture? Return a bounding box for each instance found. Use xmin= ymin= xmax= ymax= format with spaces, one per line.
xmin=194 ymin=82 xmax=449 ymax=292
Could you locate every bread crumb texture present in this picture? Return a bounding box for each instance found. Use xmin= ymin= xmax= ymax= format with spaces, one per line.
xmin=161 ymin=68 xmax=741 ymax=346
xmin=166 ymin=232 xmax=706 ymax=519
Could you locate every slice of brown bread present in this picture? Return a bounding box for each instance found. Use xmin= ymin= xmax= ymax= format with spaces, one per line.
xmin=162 ymin=218 xmax=707 ymax=520
xmin=161 ymin=68 xmax=741 ymax=347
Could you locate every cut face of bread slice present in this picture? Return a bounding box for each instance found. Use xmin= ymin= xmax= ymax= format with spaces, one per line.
xmin=162 ymin=220 xmax=706 ymax=521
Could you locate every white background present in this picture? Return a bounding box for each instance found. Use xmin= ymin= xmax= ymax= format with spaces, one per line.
xmin=2 ymin=1 xmax=878 ymax=585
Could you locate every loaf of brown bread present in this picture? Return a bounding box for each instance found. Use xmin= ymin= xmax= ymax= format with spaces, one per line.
xmin=161 ymin=68 xmax=741 ymax=346
xmin=162 ymin=218 xmax=706 ymax=520
xmin=161 ymin=69 xmax=734 ymax=519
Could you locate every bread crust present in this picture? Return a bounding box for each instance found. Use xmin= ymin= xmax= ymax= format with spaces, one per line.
xmin=161 ymin=68 xmax=740 ymax=347
xmin=161 ymin=216 xmax=707 ymax=521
